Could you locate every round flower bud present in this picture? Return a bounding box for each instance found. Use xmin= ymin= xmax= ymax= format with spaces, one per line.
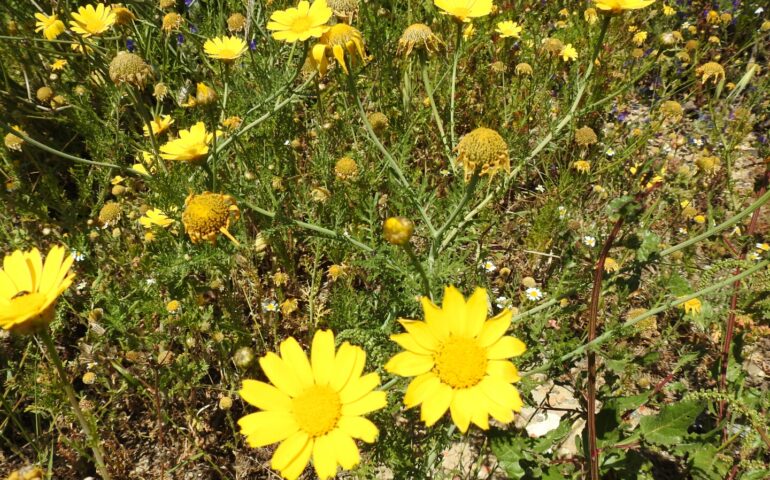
xmin=82 ymin=371 xmax=97 ymax=385
xmin=36 ymin=86 xmax=54 ymax=103
xmin=233 ymin=346 xmax=255 ymax=369
xmin=227 ymin=13 xmax=246 ymax=32
xmin=219 ymin=396 xmax=233 ymax=410
xmin=383 ymin=216 xmax=414 ymax=245
xmin=367 ymin=112 xmax=389 ymax=134
xmin=334 ymin=156 xmax=359 ymax=181
xmin=109 ymin=51 xmax=152 ymax=88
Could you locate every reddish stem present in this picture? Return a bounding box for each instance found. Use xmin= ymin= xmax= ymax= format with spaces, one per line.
xmin=718 ymin=174 xmax=768 ymax=427
xmin=586 ymin=216 xmax=624 ymax=480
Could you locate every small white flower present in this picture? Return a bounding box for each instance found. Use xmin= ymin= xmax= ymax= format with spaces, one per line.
xmin=747 ymin=252 xmax=761 ymax=261
xmin=283 ymin=139 xmax=291 ymax=146
xmin=262 ymin=299 xmax=279 ymax=312
xmin=755 ymin=7 xmax=764 ymax=15
xmin=71 ymin=250 xmax=85 ymax=262
xmin=535 ymin=184 xmax=546 ymax=193
xmin=678 ymin=227 xmax=688 ymax=235
xmin=75 ymin=280 xmax=88 ymax=292
xmin=525 ymin=287 xmax=543 ymax=301
xmin=691 ymin=137 xmax=703 ymax=147
xmin=557 ymin=205 xmax=567 ymax=219
xmin=146 ymin=278 xmax=157 ymax=286
xmin=481 ymin=259 xmax=497 ymax=273
xmin=605 ymin=148 xmax=616 ymax=157
xmin=495 ymin=296 xmax=508 ymax=308
xmin=583 ymin=235 xmax=596 ymax=248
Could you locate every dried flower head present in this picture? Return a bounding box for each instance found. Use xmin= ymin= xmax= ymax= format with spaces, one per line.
xmin=162 ymin=12 xmax=184 ymax=32
xmin=455 ymin=127 xmax=510 ymax=182
xmin=98 ymin=201 xmax=122 ymax=226
xmin=574 ymin=126 xmax=598 ymax=146
xmin=515 ymin=62 xmax=533 ymax=76
xmin=697 ymin=62 xmax=725 ymax=84
xmin=5 ymin=125 xmax=26 ymax=151
xmin=182 ymin=192 xmax=240 ymax=245
xmin=334 ymin=156 xmax=359 ymax=181
xmin=659 ymin=100 xmax=683 ymax=120
xmin=227 ymin=12 xmax=247 ymax=32
xmin=109 ymin=51 xmax=153 ymax=88
xmin=367 ymin=112 xmax=389 ymax=134
xmin=397 ymin=23 xmax=443 ymax=57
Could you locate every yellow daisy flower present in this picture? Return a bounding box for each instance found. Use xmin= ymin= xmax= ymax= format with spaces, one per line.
xmin=143 ymin=115 xmax=174 ymax=137
xmin=70 ymin=3 xmax=116 ymax=37
xmin=182 ymin=192 xmax=240 ymax=245
xmin=159 ymin=122 xmax=213 ymax=163
xmin=139 ymin=208 xmax=175 ymax=228
xmin=434 ymin=0 xmax=493 ymax=22
xmin=267 ymin=0 xmax=332 ymax=43
xmin=560 ymin=43 xmax=578 ymax=61
xmin=681 ymin=298 xmax=702 ymax=316
xmin=238 ymin=330 xmax=387 ymax=480
xmin=495 ymin=20 xmax=523 ymax=39
xmin=385 ymin=286 xmax=526 ymax=433
xmin=34 ymin=13 xmax=66 ymax=40
xmin=50 ymin=59 xmax=68 ymax=71
xmin=309 ymin=24 xmax=366 ymax=75
xmin=0 ymin=245 xmax=75 ymax=334
xmin=594 ymin=0 xmax=655 ymax=13
xmin=203 ymin=36 xmax=248 ymax=63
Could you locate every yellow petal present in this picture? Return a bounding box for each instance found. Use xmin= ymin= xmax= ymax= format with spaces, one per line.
xmin=332 ymin=44 xmax=347 ymax=74
xmin=339 ymin=372 xmax=380 ymax=404
xmin=449 ymin=388 xmax=475 ymax=433
xmin=337 ymin=415 xmax=379 ymax=442
xmin=329 ymin=429 xmax=360 ymax=470
xmin=239 ymin=379 xmax=292 ymax=411
xmin=4 ymin=250 xmax=32 ymax=293
xmin=238 ymin=411 xmax=299 ymax=447
xmin=442 ymin=286 xmax=468 ymax=335
xmin=279 ymin=337 xmax=314 ymax=389
xmin=25 ymin=248 xmax=43 ymax=293
xmin=468 ymin=387 xmax=491 ymax=430
xmin=311 ymin=329 xmax=336 ymax=385
xmin=486 ymin=336 xmax=527 ymax=359
xmin=480 ymin=376 xmax=523 ymax=412
xmin=272 ymin=431 xmax=311 ymax=473
xmin=0 ymin=270 xmax=17 ymax=299
xmin=464 ymin=288 xmax=488 ymax=338
xmin=384 ymin=351 xmax=434 ymax=377
xmin=390 ymin=332 xmax=432 ymax=355
xmin=341 ymin=390 xmax=386 ymax=417
xmin=477 ymin=309 xmax=512 ymax=347
xmin=312 ymin=432 xmax=338 ymax=479
xmin=403 ymin=372 xmax=441 ymax=408
xmin=397 ymin=319 xmax=439 ymax=351
xmin=279 ymin=435 xmax=314 ymax=480
xmin=421 ymin=296 xmax=449 ymax=339
xmin=486 ymin=360 xmax=521 ymax=383
xmin=259 ymin=352 xmax=304 ymax=397
xmin=420 ymin=382 xmax=453 ymax=426
xmin=329 ymin=342 xmax=364 ymax=391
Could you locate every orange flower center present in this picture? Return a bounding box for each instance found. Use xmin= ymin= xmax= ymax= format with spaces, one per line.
xmin=292 ymin=385 xmax=342 ymax=437
xmin=433 ymin=337 xmax=487 ymax=389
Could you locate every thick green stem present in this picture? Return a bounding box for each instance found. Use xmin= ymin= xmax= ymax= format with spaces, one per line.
xmin=346 ymin=74 xmax=438 ymax=237
xmin=449 ymin=22 xmax=462 ymax=147
xmin=420 ymin=59 xmax=452 ymax=165
xmin=39 ymin=330 xmax=111 ymax=480
xmin=404 ymin=243 xmax=433 ymax=300
xmin=0 ymin=122 xmax=125 ymax=171
xmin=243 ymin=200 xmax=374 ymax=252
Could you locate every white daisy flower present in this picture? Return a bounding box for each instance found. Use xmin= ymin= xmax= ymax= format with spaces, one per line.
xmin=262 ymin=299 xmax=279 ymax=312
xmin=481 ymin=259 xmax=497 ymax=273
xmin=525 ymin=287 xmax=543 ymax=301
xmin=583 ymin=235 xmax=597 ymax=248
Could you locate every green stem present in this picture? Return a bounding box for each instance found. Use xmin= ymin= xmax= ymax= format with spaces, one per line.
xmin=39 ymin=330 xmax=111 ymax=480
xmin=420 ymin=58 xmax=452 ymax=165
xmin=242 ymin=200 xmax=374 ymax=252
xmin=449 ymin=22 xmax=462 ymax=147
xmin=346 ymin=74 xmax=438 ymax=237
xmin=523 ymin=259 xmax=770 ymax=377
xmin=404 ymin=243 xmax=433 ymax=300
xmin=660 ymin=188 xmax=770 ymax=257
xmin=0 ymin=122 xmax=126 ymax=171
xmin=434 ymin=172 xmax=479 ymax=241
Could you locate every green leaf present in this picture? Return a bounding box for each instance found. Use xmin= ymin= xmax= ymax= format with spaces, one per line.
xmin=639 ymin=400 xmax=704 ymax=445
xmin=636 ymin=231 xmax=660 ymax=262
xmin=689 ymin=443 xmax=732 ymax=480
xmin=490 ymin=433 xmax=529 ymax=479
